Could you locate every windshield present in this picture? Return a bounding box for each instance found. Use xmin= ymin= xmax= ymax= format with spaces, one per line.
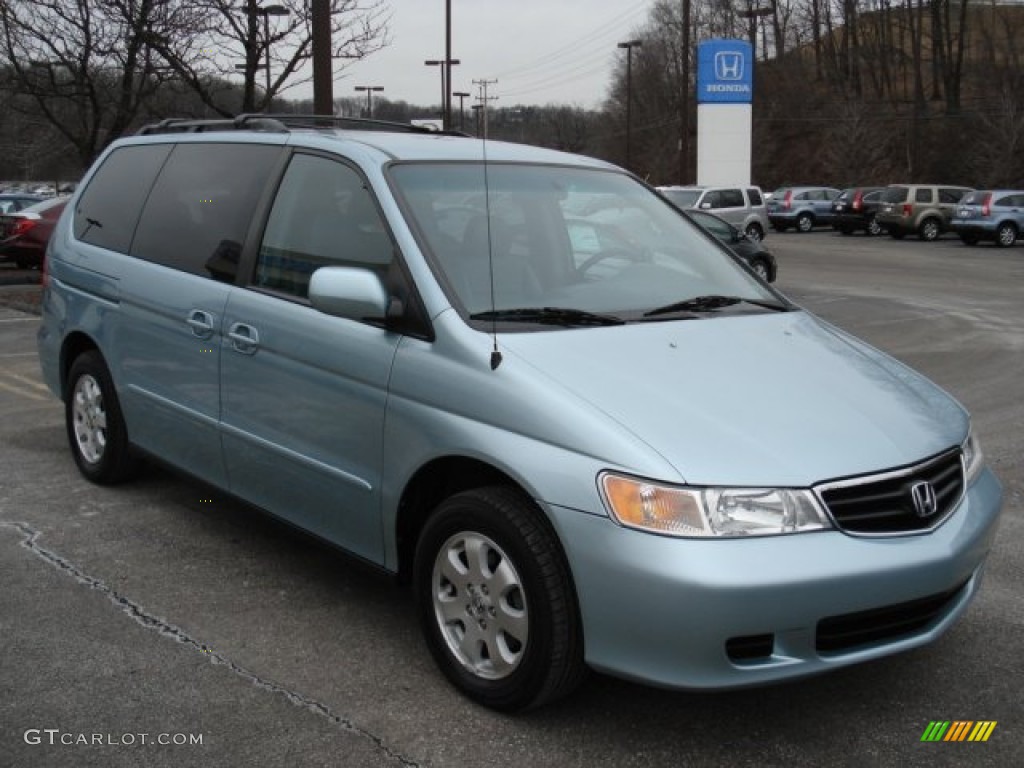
xmin=390 ymin=163 xmax=776 ymax=325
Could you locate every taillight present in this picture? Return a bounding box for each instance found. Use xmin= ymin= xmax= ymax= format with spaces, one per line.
xmin=783 ymin=190 xmax=792 ymax=210
xmin=982 ymin=193 xmax=992 ymax=217
xmin=10 ymin=219 xmax=37 ymax=237
xmin=902 ymin=203 xmax=912 ymax=217
xmin=852 ymin=191 xmax=863 ymax=211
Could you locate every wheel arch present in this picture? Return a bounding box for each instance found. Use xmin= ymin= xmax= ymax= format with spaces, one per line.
xmin=59 ymin=332 xmax=101 ymax=401
xmin=395 ymin=456 xmax=527 ymax=583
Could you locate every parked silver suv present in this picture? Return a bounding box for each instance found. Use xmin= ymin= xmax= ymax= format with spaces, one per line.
xmin=658 ymin=185 xmax=769 ymax=241
xmin=876 ymin=184 xmax=973 ymax=241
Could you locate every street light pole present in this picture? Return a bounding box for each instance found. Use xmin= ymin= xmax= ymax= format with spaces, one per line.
xmin=253 ymin=3 xmax=290 ymax=109
xmin=453 ymin=91 xmax=471 ymax=131
xmin=354 ymin=85 xmax=384 ymax=118
xmin=425 ymin=59 xmax=460 ymax=125
xmin=617 ymin=39 xmax=642 ymax=171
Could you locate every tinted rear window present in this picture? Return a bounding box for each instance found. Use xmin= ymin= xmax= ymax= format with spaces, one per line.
xmin=131 ymin=143 xmax=282 ymax=282
xmin=746 ymin=188 xmax=763 ymax=206
xmin=881 ymin=187 xmax=908 ymax=203
xmin=74 ymin=144 xmax=172 ymax=252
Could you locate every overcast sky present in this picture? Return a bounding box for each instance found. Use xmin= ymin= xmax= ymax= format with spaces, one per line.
xmin=290 ymin=0 xmax=654 ymax=110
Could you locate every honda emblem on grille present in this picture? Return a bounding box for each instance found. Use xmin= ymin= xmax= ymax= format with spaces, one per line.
xmin=910 ymin=481 xmax=939 ymax=518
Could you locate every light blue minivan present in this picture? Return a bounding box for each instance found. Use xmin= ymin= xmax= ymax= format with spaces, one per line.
xmin=38 ymin=116 xmax=1002 ymax=711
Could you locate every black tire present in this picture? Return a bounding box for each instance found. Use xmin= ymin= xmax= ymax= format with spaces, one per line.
xmin=918 ymin=217 xmax=941 ymax=241
xmin=65 ymin=351 xmax=138 ymax=484
xmin=960 ymin=234 xmax=979 ymax=246
xmin=866 ymin=216 xmax=882 ymax=236
xmin=796 ymin=213 xmax=813 ymax=233
xmin=745 ymin=223 xmax=764 ymax=242
xmin=414 ymin=486 xmax=585 ymax=711
xmin=750 ymin=259 xmax=771 ymax=281
xmin=995 ymin=221 xmax=1017 ymax=248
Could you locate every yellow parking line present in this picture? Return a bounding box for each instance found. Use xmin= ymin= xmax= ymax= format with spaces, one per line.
xmin=5 ymin=371 xmax=50 ymax=393
xmin=0 ymin=379 xmax=48 ymax=401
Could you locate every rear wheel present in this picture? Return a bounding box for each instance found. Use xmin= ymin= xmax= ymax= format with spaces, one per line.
xmin=745 ymin=222 xmax=764 ymax=242
xmin=796 ymin=213 xmax=814 ymax=233
xmin=866 ymin=216 xmax=882 ymax=236
xmin=65 ymin=351 xmax=138 ymax=484
xmin=995 ymin=221 xmax=1017 ymax=247
xmin=918 ymin=218 xmax=941 ymax=241
xmin=414 ymin=487 xmax=585 ymax=711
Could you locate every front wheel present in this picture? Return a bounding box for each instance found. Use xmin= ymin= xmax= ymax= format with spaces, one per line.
xmin=866 ymin=216 xmax=882 ymax=236
xmin=745 ymin=223 xmax=764 ymax=242
xmin=65 ymin=351 xmax=138 ymax=484
xmin=750 ymin=259 xmax=771 ymax=281
xmin=414 ymin=487 xmax=585 ymax=711
xmin=796 ymin=213 xmax=814 ymax=233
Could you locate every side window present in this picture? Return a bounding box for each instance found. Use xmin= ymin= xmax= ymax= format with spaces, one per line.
xmin=255 ymin=154 xmax=393 ymax=299
xmin=915 ymin=188 xmax=933 ymax=203
xmin=863 ymin=190 xmax=882 ymax=202
xmin=719 ymin=189 xmax=744 ymax=207
xmin=939 ymin=188 xmax=966 ymax=204
xmin=74 ymin=144 xmax=172 ymax=253
xmin=703 ymin=190 xmax=721 ymax=208
xmin=131 ymin=143 xmax=281 ymax=282
xmin=746 ymin=188 xmax=763 ymax=206
xmin=795 ymin=191 xmax=809 ymax=201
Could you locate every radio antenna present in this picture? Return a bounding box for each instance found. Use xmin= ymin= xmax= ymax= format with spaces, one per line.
xmin=481 ymin=126 xmax=502 ymax=370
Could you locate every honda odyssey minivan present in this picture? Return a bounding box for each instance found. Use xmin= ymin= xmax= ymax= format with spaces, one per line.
xmin=38 ymin=115 xmax=1003 ymax=712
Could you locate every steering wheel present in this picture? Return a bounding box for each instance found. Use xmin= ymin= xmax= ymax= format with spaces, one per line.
xmin=577 ymin=247 xmax=648 ymax=276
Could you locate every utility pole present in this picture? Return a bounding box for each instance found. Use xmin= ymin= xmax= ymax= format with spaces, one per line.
xmin=311 ymin=0 xmax=332 ymax=113
xmin=473 ymin=79 xmax=498 ymax=139
xmin=617 ymin=40 xmax=642 ymax=171
xmin=679 ymin=0 xmax=691 ymax=183
xmin=444 ymin=0 xmax=453 ymax=129
xmin=426 ymin=59 xmax=460 ymax=124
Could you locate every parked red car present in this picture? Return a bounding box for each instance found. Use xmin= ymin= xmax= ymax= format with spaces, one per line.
xmin=0 ymin=196 xmax=68 ymax=269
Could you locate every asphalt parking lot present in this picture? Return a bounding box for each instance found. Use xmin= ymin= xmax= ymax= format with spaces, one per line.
xmin=1 ymin=231 xmax=1021 ymax=767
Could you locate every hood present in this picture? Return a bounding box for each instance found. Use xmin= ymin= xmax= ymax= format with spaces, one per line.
xmin=498 ymin=311 xmax=966 ymax=487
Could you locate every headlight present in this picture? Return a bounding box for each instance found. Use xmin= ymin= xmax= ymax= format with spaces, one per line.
xmin=599 ymin=473 xmax=833 ymax=538
xmin=963 ymin=429 xmax=984 ymax=485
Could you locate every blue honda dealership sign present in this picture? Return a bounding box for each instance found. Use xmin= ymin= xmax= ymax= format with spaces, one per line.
xmin=697 ymin=39 xmax=753 ymax=104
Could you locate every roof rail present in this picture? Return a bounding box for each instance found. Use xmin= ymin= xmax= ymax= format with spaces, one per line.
xmin=136 ymin=113 xmax=468 ymax=137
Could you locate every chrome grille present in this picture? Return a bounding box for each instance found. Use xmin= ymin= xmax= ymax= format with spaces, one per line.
xmin=817 ymin=449 xmax=964 ymax=535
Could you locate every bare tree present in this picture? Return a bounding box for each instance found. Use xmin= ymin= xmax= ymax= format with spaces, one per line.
xmin=0 ymin=0 xmax=189 ymax=166
xmin=148 ymin=0 xmax=390 ymax=114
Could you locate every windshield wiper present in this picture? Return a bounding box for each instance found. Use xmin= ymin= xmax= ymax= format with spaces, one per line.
xmin=470 ymin=307 xmax=626 ymax=327
xmin=642 ymin=294 xmax=788 ymax=319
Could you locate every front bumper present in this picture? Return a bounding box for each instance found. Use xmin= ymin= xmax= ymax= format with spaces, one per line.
xmin=550 ymin=466 xmax=1002 ymax=690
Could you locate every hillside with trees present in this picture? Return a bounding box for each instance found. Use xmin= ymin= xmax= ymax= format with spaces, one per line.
xmin=3 ymin=0 xmax=1023 ymax=190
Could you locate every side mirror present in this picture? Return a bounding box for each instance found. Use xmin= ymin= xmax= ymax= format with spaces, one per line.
xmin=308 ymin=266 xmax=388 ymax=320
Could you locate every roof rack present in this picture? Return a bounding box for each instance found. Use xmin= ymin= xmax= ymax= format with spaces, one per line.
xmin=136 ymin=113 xmax=468 ymax=137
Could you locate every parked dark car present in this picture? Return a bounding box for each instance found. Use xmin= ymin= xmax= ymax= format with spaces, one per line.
xmin=687 ymin=209 xmax=777 ymax=281
xmin=767 ymin=186 xmax=841 ymax=232
xmin=832 ymin=187 xmax=885 ymax=235
xmin=950 ymin=190 xmax=1024 ymax=247
xmin=0 ymin=196 xmax=68 ymax=269
xmin=0 ymin=192 xmax=46 ymax=215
